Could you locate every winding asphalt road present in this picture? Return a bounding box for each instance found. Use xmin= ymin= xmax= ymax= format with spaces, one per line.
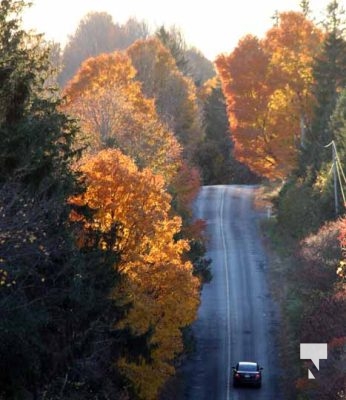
xmin=181 ymin=185 xmax=283 ymax=400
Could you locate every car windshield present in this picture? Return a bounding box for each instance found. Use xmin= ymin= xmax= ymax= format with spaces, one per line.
xmin=239 ymin=363 xmax=257 ymax=371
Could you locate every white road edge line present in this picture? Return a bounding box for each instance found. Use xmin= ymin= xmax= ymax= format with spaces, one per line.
xmin=220 ymin=187 xmax=231 ymax=400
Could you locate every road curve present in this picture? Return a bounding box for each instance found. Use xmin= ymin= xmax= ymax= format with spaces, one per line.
xmin=181 ymin=185 xmax=283 ymax=400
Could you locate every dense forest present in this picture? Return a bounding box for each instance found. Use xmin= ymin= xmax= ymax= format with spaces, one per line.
xmin=0 ymin=0 xmax=345 ymax=399
xmin=0 ymin=1 xmax=232 ymax=399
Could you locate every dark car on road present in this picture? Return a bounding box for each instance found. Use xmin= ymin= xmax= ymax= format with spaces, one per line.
xmin=232 ymin=361 xmax=263 ymax=388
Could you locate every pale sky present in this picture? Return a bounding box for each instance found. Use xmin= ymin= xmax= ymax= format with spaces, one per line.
xmin=22 ymin=0 xmax=344 ymax=60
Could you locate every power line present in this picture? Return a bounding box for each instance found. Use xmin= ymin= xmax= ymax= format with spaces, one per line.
xmin=324 ymin=140 xmax=346 ymax=214
xmin=336 ymin=157 xmax=346 ymax=206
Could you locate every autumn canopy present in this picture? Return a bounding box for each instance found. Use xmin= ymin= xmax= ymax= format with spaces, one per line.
xmin=216 ymin=11 xmax=323 ymax=179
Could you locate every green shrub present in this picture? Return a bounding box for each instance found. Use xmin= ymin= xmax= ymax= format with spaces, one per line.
xmin=277 ymin=179 xmax=323 ymax=239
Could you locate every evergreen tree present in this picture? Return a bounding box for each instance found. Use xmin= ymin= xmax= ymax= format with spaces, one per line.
xmin=0 ymin=2 xmax=127 ymax=398
xmin=330 ymin=88 xmax=346 ymax=167
xmin=306 ymin=0 xmax=346 ymax=170
xmin=195 ymin=78 xmax=259 ymax=184
xmin=0 ymin=0 xmax=79 ymax=191
xmin=194 ymin=79 xmax=233 ymax=184
xmin=323 ymin=88 xmax=346 ymax=216
xmin=155 ymin=25 xmax=190 ymax=75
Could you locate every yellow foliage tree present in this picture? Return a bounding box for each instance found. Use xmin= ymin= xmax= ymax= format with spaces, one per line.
xmin=63 ymin=52 xmax=181 ymax=182
xmin=70 ymin=149 xmax=200 ymax=400
xmin=127 ymin=37 xmax=203 ymax=220
xmin=263 ymin=11 xmax=323 ymax=169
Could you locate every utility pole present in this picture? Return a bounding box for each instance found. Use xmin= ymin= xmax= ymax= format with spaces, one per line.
xmin=332 ymin=141 xmax=339 ymax=215
xmin=325 ymin=140 xmax=340 ymax=216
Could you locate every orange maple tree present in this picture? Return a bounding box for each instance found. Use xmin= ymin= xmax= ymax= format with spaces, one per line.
xmin=63 ymin=52 xmax=182 ymax=182
xmin=216 ymin=35 xmax=274 ymax=177
xmin=69 ymin=149 xmax=200 ymax=400
xmin=216 ymin=12 xmax=323 ymax=179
